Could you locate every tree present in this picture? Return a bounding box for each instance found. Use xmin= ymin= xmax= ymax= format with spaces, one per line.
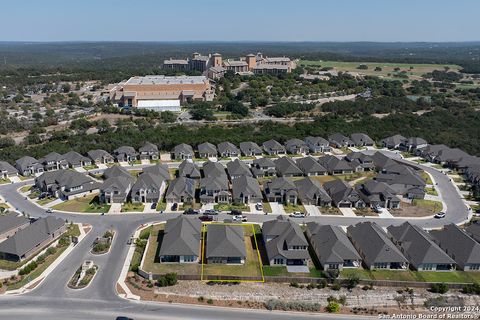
xmin=326 ymin=302 xmax=340 ymax=313
xmin=0 ymin=137 xmax=15 ymax=148
xmin=62 ymin=83 xmax=71 ymax=93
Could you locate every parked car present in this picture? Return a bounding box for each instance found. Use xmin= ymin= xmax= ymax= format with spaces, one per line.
xmin=199 ymin=215 xmax=213 ymax=222
xmin=229 ymin=209 xmax=242 ymax=215
xmin=434 ymin=212 xmax=446 ymax=219
xmin=255 ymin=203 xmax=263 ymax=211
xmin=372 ymin=204 xmax=383 ymax=213
xmin=233 ymin=215 xmax=248 ymax=222
xmin=204 ymin=209 xmax=219 ymax=215
xmin=46 ymin=208 xmax=53 ymax=214
xmin=171 ymin=203 xmax=178 ymax=211
xmin=151 ymin=203 xmax=156 ymax=209
xmin=289 ymin=212 xmax=306 ymax=218
xmin=183 ymin=208 xmax=200 ymax=215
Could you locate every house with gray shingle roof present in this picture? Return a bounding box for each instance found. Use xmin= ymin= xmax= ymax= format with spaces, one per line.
xmin=262 ymin=216 xmax=310 ymax=267
xmin=318 ymin=155 xmax=355 ymax=175
xmin=15 ymin=156 xmax=44 ymax=176
xmin=206 ymin=224 xmax=246 ymax=264
xmin=0 ymin=161 xmax=18 ymax=179
xmin=172 ymin=143 xmax=194 ymax=160
xmin=265 ymin=177 xmax=298 ymax=205
xmin=226 ymin=159 xmax=252 ymax=180
xmin=347 ymin=222 xmax=409 ymax=270
xmin=250 ymin=158 xmax=276 ymax=178
xmin=103 ymin=165 xmax=131 ymax=180
xmin=87 ymin=149 xmax=114 ymax=165
xmin=113 ymin=146 xmax=138 ymax=162
xmin=239 ymin=141 xmax=263 ymax=156
xmin=158 ymin=216 xmax=201 ymax=263
xmin=0 ymin=213 xmax=30 ymax=242
xmin=388 ymin=222 xmax=456 ymax=271
xmin=263 ymin=139 xmax=286 ymax=155
xmin=381 ymin=134 xmax=406 ymax=149
xmin=217 ymin=142 xmax=240 ymax=158
xmin=296 ymin=156 xmax=327 ymax=176
xmin=202 ymin=160 xmax=227 ymax=178
xmin=294 ymin=178 xmax=331 ymax=206
xmin=63 ymin=151 xmax=92 ymax=168
xmin=465 ymin=224 xmax=480 ymax=243
xmin=0 ymin=216 xmax=66 ymax=262
xmin=304 ymin=136 xmax=331 ymax=153
xmin=143 ymin=164 xmax=171 ymax=181
xmin=139 ymin=142 xmax=159 ymax=160
xmin=178 ymin=160 xmax=201 ymax=179
xmin=130 ymin=171 xmax=167 ymax=204
xmin=200 ymin=175 xmax=231 ymax=204
xmin=232 ymin=176 xmax=262 ymax=204
xmin=100 ymin=174 xmax=135 ymax=204
xmin=400 ymin=137 xmax=428 ymax=152
xmin=350 ymin=133 xmax=374 ymax=147
xmin=35 ymin=170 xmax=100 ymax=200
xmin=328 ymin=133 xmax=354 ymax=148
xmin=39 ymin=152 xmax=68 ymax=171
xmin=323 ymin=180 xmax=366 ymax=208
xmin=197 ymin=142 xmax=217 ymax=158
xmin=375 ymin=165 xmax=426 ymax=199
xmin=356 ymin=180 xmax=401 ymax=209
xmin=275 ymin=157 xmax=303 ymax=177
xmin=306 ymin=222 xmax=361 ymax=271
xmin=285 ymin=138 xmax=308 ymax=154
xmin=345 ymin=152 xmax=375 ymax=171
xmin=430 ymin=224 xmax=480 ymax=271
xmin=165 ymin=177 xmax=196 ymax=204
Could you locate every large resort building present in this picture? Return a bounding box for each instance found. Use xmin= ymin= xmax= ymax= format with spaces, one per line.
xmin=110 ymin=75 xmax=214 ymax=112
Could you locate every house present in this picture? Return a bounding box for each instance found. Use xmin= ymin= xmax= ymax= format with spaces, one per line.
xmin=143 ymin=164 xmax=171 ymax=181
xmin=328 ymin=133 xmax=354 ymax=148
xmin=274 ymin=157 xmax=303 ymax=177
xmin=200 ymin=175 xmax=231 ymax=204
xmin=285 ymin=138 xmax=308 ymax=154
xmin=206 ymin=224 xmax=246 ymax=264
xmin=350 ymin=133 xmax=374 ymax=147
xmin=0 ymin=161 xmax=18 ymax=179
xmin=197 ymin=142 xmax=217 ymax=158
xmin=39 ymin=152 xmax=68 ymax=171
xmin=323 ymin=180 xmax=366 ymax=208
xmin=345 ymin=152 xmax=375 ymax=171
xmin=63 ymin=151 xmax=92 ymax=168
xmin=103 ymin=165 xmax=132 ymax=180
xmin=306 ymin=222 xmax=361 ymax=271
xmin=465 ymin=224 xmax=480 ymax=243
xmin=263 ymin=139 xmax=286 ymax=155
xmin=356 ymin=180 xmax=401 ymax=209
xmin=0 ymin=217 xmax=66 ymax=262
xmin=388 ymin=222 xmax=456 ymax=271
xmin=251 ymin=157 xmax=276 ymax=178
xmin=202 ymin=160 xmax=227 ymax=178
xmin=318 ymin=155 xmax=354 ymax=175
xmin=296 ymin=156 xmax=327 ymax=176
xmin=381 ymin=134 xmax=406 ymax=149
xmin=263 ymin=216 xmax=310 ymax=266
xmin=0 ymin=213 xmax=30 ymax=242
xmin=430 ymin=224 xmax=480 ymax=271
xmin=139 ymin=142 xmax=159 ymax=160
xmin=130 ymin=172 xmax=167 ymax=204
xmin=264 ymin=177 xmax=298 ymax=205
xmin=172 ymin=143 xmax=194 ymax=160
xmin=101 ymin=166 xmax=135 ymax=204
xmin=375 ymin=165 xmax=426 ymax=199
xmin=304 ymin=136 xmax=331 ymax=153
xmin=232 ymin=176 xmax=262 ymax=204
xmin=113 ymin=146 xmax=138 ymax=162
xmin=15 ymin=156 xmax=44 ymax=176
xmin=35 ymin=170 xmax=100 ymax=200
xmin=87 ymin=149 xmax=114 ymax=165
xmin=178 ymin=160 xmax=201 ymax=179
xmin=347 ymin=222 xmax=409 ymax=270
xmin=158 ymin=216 xmax=201 ymax=263
xmin=294 ymin=178 xmax=331 ymax=206
xmin=226 ymin=159 xmax=253 ymax=180
xmin=165 ymin=177 xmax=196 ymax=204
xmin=399 ymin=137 xmax=428 ymax=152
xmin=239 ymin=141 xmax=263 ymax=156
xmin=217 ymin=142 xmax=240 ymax=157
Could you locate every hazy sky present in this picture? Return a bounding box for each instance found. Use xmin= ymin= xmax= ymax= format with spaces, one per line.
xmin=1 ymin=0 xmax=479 ymax=42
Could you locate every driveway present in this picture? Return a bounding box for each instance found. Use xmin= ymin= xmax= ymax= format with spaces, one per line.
xmin=304 ymin=205 xmax=321 ymax=216
xmin=108 ymin=203 xmax=122 ymax=214
xmin=269 ymin=202 xmax=286 ymax=215
xmin=339 ymin=207 xmax=357 ymax=217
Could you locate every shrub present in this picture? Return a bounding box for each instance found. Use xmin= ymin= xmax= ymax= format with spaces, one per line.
xmin=306 ymin=283 xmax=316 ymax=290
xmin=207 ymin=299 xmax=213 ymax=305
xmin=19 ymin=261 xmax=38 ymax=275
xmin=103 ymin=230 xmax=114 ymax=238
xmin=345 ymin=274 xmax=360 ymax=289
xmin=265 ymin=299 xmax=321 ymax=312
xmin=198 ymin=296 xmax=205 ymax=302
xmin=130 ymin=263 xmax=139 ymax=273
xmin=46 ymin=247 xmax=57 ymax=255
xmin=325 ymin=269 xmax=339 ymax=281
xmin=317 ymin=279 xmax=327 ymax=289
xmin=156 ymin=273 xmax=178 ymax=287
xmin=326 ymin=301 xmax=340 ymax=313
xmin=289 ymin=282 xmax=299 ymax=288
xmin=462 ymin=283 xmax=480 ymax=295
xmin=330 ymin=281 xmax=341 ymax=291
xmin=430 ymin=283 xmax=449 ymax=294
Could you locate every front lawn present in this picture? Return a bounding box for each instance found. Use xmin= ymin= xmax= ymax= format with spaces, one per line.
xmin=0 ymin=178 xmax=11 ymax=184
xmin=412 ymin=199 xmax=442 ymax=213
xmin=83 ymin=164 xmax=98 ymax=171
xmin=426 ymin=187 xmax=438 ymax=196
xmin=121 ymin=202 xmax=145 ymax=212
xmin=156 ymin=200 xmax=167 ymax=211
xmin=52 ymin=194 xmax=110 ymax=213
xmin=213 ymin=203 xmax=249 ymax=212
xmin=420 ymin=171 xmax=433 ymax=184
xmin=262 ymin=202 xmax=272 ymax=213
xmin=283 ymin=203 xmax=305 ymax=214
xmin=20 ymin=185 xmax=32 ymax=193
xmin=320 ymin=206 xmax=342 ymax=215
xmin=37 ymin=197 xmax=56 ymax=206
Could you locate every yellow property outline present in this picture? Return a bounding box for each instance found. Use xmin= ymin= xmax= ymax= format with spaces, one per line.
xmin=200 ymin=222 xmax=265 ymax=283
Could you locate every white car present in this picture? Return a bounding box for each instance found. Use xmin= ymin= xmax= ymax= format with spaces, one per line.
xmin=434 ymin=212 xmax=446 ymax=219
xmin=46 ymin=208 xmax=53 ymax=214
xmin=289 ymin=212 xmax=306 ymax=218
xmin=255 ymin=203 xmax=263 ymax=211
xmin=233 ymin=215 xmax=248 ymax=222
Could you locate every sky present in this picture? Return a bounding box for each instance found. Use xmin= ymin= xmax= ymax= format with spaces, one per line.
xmin=1 ymin=0 xmax=479 ymax=42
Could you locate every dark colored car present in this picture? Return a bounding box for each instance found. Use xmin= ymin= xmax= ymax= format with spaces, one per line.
xmin=171 ymin=203 xmax=178 ymax=211
xmin=229 ymin=209 xmax=242 ymax=215
xmin=183 ymin=208 xmax=200 ymax=215
xmin=199 ymin=215 xmax=213 ymax=222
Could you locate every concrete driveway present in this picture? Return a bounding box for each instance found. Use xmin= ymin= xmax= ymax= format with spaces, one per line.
xmin=304 ymin=205 xmax=321 ymax=216
xmin=339 ymin=207 xmax=357 ymax=217
xmin=269 ymin=202 xmax=286 ymax=215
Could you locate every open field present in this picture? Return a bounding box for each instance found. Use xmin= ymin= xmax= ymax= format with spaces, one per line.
xmin=52 ymin=194 xmax=110 ymax=213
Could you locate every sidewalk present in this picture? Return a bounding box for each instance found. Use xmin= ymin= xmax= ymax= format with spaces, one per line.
xmin=117 ymin=228 xmax=141 ymax=301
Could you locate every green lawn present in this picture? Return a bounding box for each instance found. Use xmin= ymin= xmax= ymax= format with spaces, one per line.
xmin=128 ymin=160 xmax=141 ymax=165
xmin=0 ymin=178 xmax=11 ymax=184
xmin=417 ymin=271 xmax=475 ymax=283
xmin=283 ymin=203 xmax=305 ymax=214
xmin=121 ymin=202 xmax=145 ymax=212
xmin=37 ymin=197 xmax=56 ymax=206
xmin=262 ymin=202 xmax=272 ymax=213
xmin=83 ymin=164 xmax=98 ymax=170
xmin=421 ymin=171 xmax=433 ymax=184
xmin=156 ymin=200 xmax=167 ymax=211
xmin=340 ymin=269 xmax=478 ymax=284
xmin=20 ymin=185 xmax=33 ymax=193
xmin=426 ymin=187 xmax=438 ymax=196
xmin=412 ymin=199 xmax=442 ymax=213
xmin=213 ymin=203 xmax=249 ymax=212
xmin=52 ymin=194 xmax=110 ymax=213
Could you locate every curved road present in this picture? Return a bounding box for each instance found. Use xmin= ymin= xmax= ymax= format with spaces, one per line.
xmin=0 ymin=150 xmax=470 ymax=320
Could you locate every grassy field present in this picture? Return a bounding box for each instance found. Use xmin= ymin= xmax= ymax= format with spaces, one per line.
xmin=412 ymin=199 xmax=442 ymax=213
xmin=263 ymin=266 xmax=323 ymax=278
xmin=341 ymin=268 xmax=477 ymax=283
xmin=52 ymin=194 xmax=110 ymax=213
